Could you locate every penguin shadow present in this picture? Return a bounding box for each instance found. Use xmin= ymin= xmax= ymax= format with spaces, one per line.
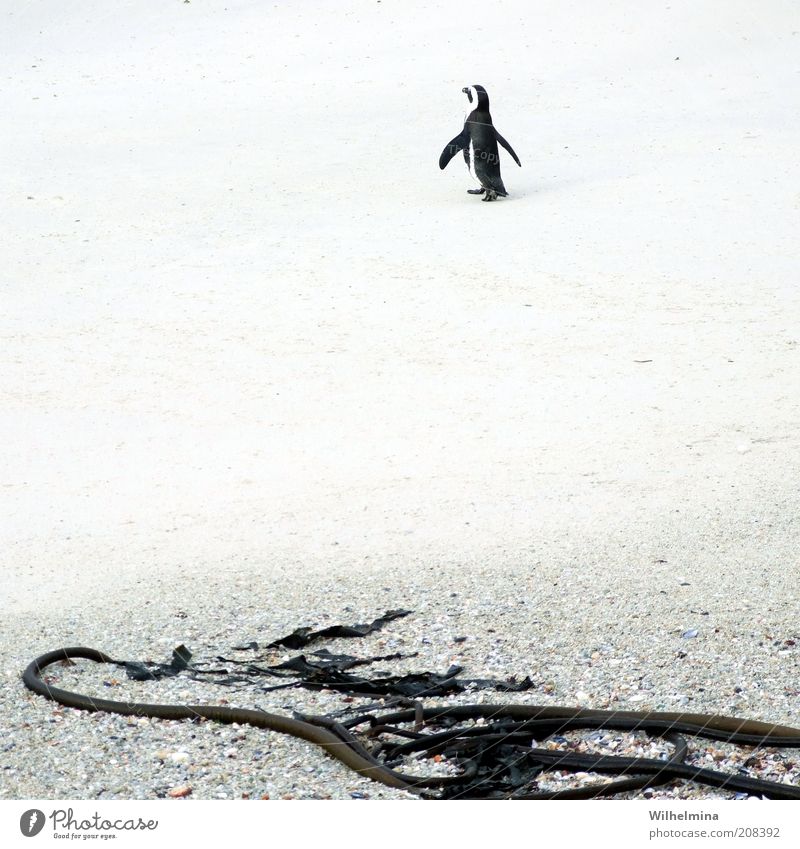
xmin=447 ymin=175 xmax=583 ymax=204
xmin=506 ymin=175 xmax=587 ymax=201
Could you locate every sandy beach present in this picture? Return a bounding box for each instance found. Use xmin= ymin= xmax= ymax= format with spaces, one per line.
xmin=2 ymin=0 xmax=800 ymax=800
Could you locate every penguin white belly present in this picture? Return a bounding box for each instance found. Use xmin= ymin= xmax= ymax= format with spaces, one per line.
xmin=467 ymin=137 xmax=480 ymax=184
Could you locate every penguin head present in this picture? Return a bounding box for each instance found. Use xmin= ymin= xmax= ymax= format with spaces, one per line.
xmin=462 ymin=85 xmax=489 ymax=110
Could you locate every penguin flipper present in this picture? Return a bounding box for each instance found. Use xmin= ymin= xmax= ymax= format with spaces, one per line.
xmin=495 ymin=131 xmax=521 ymax=167
xmin=439 ymin=130 xmax=469 ymax=170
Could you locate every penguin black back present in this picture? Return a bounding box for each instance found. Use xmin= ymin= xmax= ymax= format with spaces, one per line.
xmin=439 ymin=84 xmax=521 ymax=201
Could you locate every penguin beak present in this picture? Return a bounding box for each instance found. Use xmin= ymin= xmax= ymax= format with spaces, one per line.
xmin=462 ymin=87 xmax=473 ymax=103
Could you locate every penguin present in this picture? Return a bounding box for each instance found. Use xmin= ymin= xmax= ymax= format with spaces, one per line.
xmin=439 ymin=85 xmax=521 ymax=201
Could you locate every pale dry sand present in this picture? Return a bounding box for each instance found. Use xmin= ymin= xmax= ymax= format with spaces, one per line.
xmin=2 ymin=0 xmax=800 ymax=799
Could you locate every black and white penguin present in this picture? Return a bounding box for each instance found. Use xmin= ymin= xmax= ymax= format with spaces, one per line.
xmin=439 ymin=85 xmax=521 ymax=201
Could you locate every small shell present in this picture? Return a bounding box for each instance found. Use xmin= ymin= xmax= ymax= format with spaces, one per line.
xmin=167 ymin=786 xmax=192 ymax=798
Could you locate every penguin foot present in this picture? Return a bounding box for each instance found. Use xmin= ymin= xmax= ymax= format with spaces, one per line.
xmin=467 ymin=188 xmax=485 ymax=195
xmin=481 ymin=190 xmax=499 ymax=202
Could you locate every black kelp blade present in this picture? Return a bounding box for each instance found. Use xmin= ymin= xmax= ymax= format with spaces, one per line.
xmin=121 ymin=644 xmax=193 ymax=681
xmin=266 ymin=609 xmax=413 ymax=650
